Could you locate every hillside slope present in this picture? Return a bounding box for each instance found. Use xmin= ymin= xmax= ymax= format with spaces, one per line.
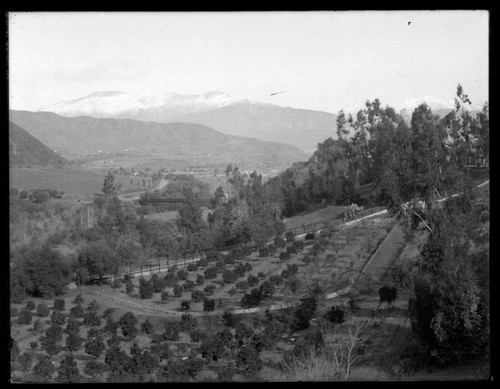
xmin=9 ymin=121 xmax=69 ymax=168
xmin=9 ymin=110 xmax=307 ymax=165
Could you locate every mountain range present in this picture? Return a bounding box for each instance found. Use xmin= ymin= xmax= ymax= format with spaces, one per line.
xmin=39 ymin=91 xmax=338 ymax=151
xmin=9 ymin=110 xmax=306 ymax=166
xmin=39 ymin=91 xmax=485 ymax=151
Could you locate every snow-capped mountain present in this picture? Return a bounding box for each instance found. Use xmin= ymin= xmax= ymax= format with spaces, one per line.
xmin=394 ymin=96 xmax=456 ymax=112
xmin=340 ymin=95 xmax=483 ymax=117
xmin=37 ymin=91 xmax=338 ymax=151
xmin=39 ymin=91 xmax=242 ymax=118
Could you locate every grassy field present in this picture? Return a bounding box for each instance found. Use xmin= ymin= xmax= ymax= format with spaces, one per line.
xmin=284 ymin=205 xmax=348 ymax=230
xmin=9 ymin=167 xmax=141 ymax=196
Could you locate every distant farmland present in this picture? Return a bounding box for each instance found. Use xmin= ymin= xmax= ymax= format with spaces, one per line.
xmin=9 ymin=167 xmax=139 ymax=196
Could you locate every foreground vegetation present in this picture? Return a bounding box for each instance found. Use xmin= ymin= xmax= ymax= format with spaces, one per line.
xmin=10 ymin=84 xmax=489 ymax=381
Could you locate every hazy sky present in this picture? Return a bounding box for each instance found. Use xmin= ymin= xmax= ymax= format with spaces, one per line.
xmin=8 ymin=11 xmax=489 ymax=113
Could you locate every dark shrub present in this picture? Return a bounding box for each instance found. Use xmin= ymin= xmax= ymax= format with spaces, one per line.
xmin=54 ymin=299 xmax=66 ymax=311
xmin=189 ymin=328 xmax=207 ymax=342
xmin=26 ymin=300 xmax=36 ymax=310
xmin=274 ymin=237 xmax=286 ymax=249
xmin=65 ymin=318 xmax=81 ymax=334
xmin=204 ymin=284 xmax=216 ymax=296
xmin=163 ymin=320 xmax=181 ymax=341
xmin=180 ymin=300 xmax=191 ymax=311
xmin=196 ymin=274 xmax=205 ymax=285
xmin=286 ymin=245 xmax=297 ymax=255
xmin=259 ymin=247 xmax=270 ymax=258
xmin=187 ymin=263 xmax=198 ymax=272
xmin=102 ymin=307 xmax=115 ymax=320
xmin=83 ymin=312 xmax=101 ymax=327
xmin=142 ymin=319 xmax=154 ymax=334
xmin=69 ymin=304 xmax=84 ymax=319
xmin=32 ymin=318 xmax=44 ymax=332
xmin=222 ymin=270 xmax=238 ymax=284
xmin=85 ymin=336 xmax=105 ymax=359
xmin=204 ymin=266 xmax=217 ymax=280
xmin=292 ymin=296 xmax=317 ymax=331
xmin=222 ymin=310 xmax=235 ymax=327
xmin=285 ymin=231 xmax=295 ymax=242
xmin=293 ymin=240 xmax=304 ymax=252
xmin=126 ymin=280 xmax=134 ymax=294
xmin=234 ymin=263 xmax=247 ymax=278
xmin=173 ymin=284 xmax=183 ymax=297
xmin=17 ymin=352 xmax=34 ymax=372
xmin=236 ymin=345 xmax=263 ymax=374
xmin=215 ymin=260 xmax=225 ymax=272
xmin=177 ymin=269 xmax=188 ymax=281
xmin=37 ymin=303 xmax=50 ymax=317
xmin=301 ymin=255 xmax=313 ymax=264
xmin=269 ymin=274 xmax=284 ymax=287
xmin=236 ymin=280 xmax=249 ymax=292
xmin=183 ymin=279 xmax=196 ymax=291
xmin=280 ymin=252 xmax=291 ymax=261
xmin=191 ymin=289 xmax=205 ymax=303
xmin=247 ymin=274 xmax=259 ymax=287
xmin=50 ymin=310 xmax=66 ymax=325
xmin=179 ymin=313 xmax=198 ymax=333
xmin=45 ymin=323 xmax=64 ymax=342
xmin=379 ymin=285 xmax=398 ymax=306
xmin=138 ymin=278 xmax=154 ymax=299
xmin=17 ymin=309 xmax=33 ymax=325
xmin=281 ymin=264 xmax=298 ymax=279
xmin=305 ymin=232 xmax=315 ymax=240
xmin=319 ymin=237 xmax=330 ymax=247
xmin=10 ymin=306 xmax=19 ymax=318
xmin=324 ymin=305 xmax=345 ymax=324
xmin=206 ymin=251 xmax=220 ymax=262
xmin=118 ymin=311 xmax=138 ymax=339
xmin=240 ymin=288 xmax=263 ymax=308
xmin=86 ymin=300 xmax=99 ymax=314
xmin=33 ymin=355 xmax=55 ymax=379
xmin=312 ymin=242 xmax=324 ymax=256
xmin=203 ymin=298 xmax=215 ymax=312
xmin=66 ymin=331 xmax=83 ymax=352
xmin=260 ymin=280 xmax=275 ymax=298
xmin=150 ymin=273 xmax=165 ymax=293
xmin=164 ymin=272 xmax=178 ymax=287
xmin=224 ymin=255 xmax=236 ymax=266
xmin=161 ymin=291 xmax=169 ymax=303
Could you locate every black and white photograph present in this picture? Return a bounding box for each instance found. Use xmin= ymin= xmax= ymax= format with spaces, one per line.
xmin=8 ymin=10 xmax=490 ymax=382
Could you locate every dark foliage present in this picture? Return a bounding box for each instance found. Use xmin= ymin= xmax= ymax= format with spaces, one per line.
xmin=324 ymin=305 xmax=345 ymax=324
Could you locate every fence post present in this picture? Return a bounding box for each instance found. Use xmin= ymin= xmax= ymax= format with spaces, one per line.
xmin=140 ymin=264 xmax=142 ymax=277
xmin=150 ymin=262 xmax=152 ymax=276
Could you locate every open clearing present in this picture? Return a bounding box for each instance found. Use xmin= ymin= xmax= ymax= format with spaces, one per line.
xmin=9 ymin=167 xmax=139 ymax=196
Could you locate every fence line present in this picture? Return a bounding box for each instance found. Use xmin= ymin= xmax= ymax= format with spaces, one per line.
xmin=88 ymin=205 xmax=388 ymax=282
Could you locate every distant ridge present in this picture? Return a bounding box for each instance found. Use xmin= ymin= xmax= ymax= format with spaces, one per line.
xmin=38 ymin=91 xmax=339 ymax=150
xmin=9 ymin=121 xmax=68 ymax=168
xmin=9 ymin=110 xmax=307 ymax=165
